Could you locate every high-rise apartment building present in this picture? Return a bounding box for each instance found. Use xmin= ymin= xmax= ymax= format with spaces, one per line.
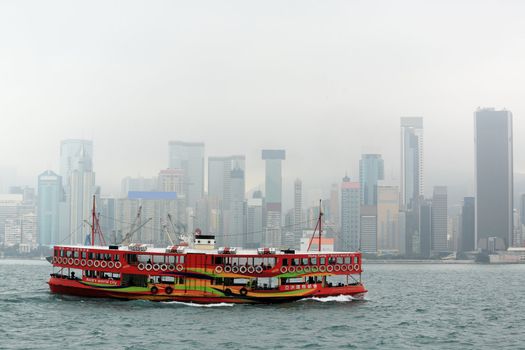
xmin=60 ymin=139 xmax=93 ymax=187
xmin=262 ymin=150 xmax=285 ymax=247
xmin=359 ymin=154 xmax=384 ymax=205
xmin=431 ymin=186 xmax=448 ymax=252
xmin=475 ymin=108 xmax=513 ymax=250
xmin=419 ymin=199 xmax=432 ymax=258
xmin=38 ymin=170 xmax=63 ymax=246
xmin=168 ymin=141 xmax=204 ymax=208
xmin=360 ymin=206 xmax=377 ymax=254
xmin=246 ymin=197 xmax=263 ymax=248
xmin=340 ymin=176 xmax=360 ymax=251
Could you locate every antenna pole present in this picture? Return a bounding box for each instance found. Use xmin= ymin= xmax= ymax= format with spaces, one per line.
xmin=318 ymin=200 xmax=322 ymax=252
xmin=91 ymin=195 xmax=96 ymax=246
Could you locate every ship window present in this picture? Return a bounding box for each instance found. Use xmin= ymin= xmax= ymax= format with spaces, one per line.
xmin=137 ymin=255 xmax=150 ymax=263
xmin=178 ymin=277 xmax=185 ymax=284
xmin=310 ymin=257 xmax=317 ymax=265
xmin=74 ymin=251 xmax=79 ymax=258
xmin=254 ymin=258 xmax=263 ymax=266
xmin=354 ymin=256 xmax=359 ymax=264
xmin=54 ymin=250 xmax=58 ymax=256
xmin=105 ymin=254 xmax=112 ymax=261
xmin=163 ymin=276 xmax=175 ymax=284
xmin=178 ymin=256 xmax=185 ymax=264
xmin=282 ymin=258 xmax=288 ymax=266
xmin=320 ymin=257 xmax=326 ymax=265
xmin=114 ymin=254 xmax=120 ymax=261
xmin=153 ymin=255 xmax=164 ymax=264
xmin=292 ymin=258 xmax=300 ymax=266
xmin=167 ymin=256 xmax=175 ymax=264
xmin=337 ymin=257 xmax=344 ymax=264
xmin=302 ymin=258 xmax=308 ymax=265
xmin=344 ymin=257 xmax=351 ymax=264
xmin=88 ymin=252 xmax=94 ymax=259
xmin=239 ymin=257 xmax=247 ymax=266
xmin=214 ymin=256 xmax=223 ymax=265
xmin=66 ymin=250 xmax=72 ymax=258
xmin=231 ymin=258 xmax=239 ymax=266
xmin=81 ymin=252 xmax=86 ymax=259
xmin=328 ymin=257 xmax=336 ymax=265
xmin=60 ymin=250 xmax=65 ymax=257
xmin=266 ymin=258 xmax=276 ymax=267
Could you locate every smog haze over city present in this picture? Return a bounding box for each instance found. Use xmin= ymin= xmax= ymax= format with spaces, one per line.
xmin=3 ymin=1 xmax=525 ymax=350
xmin=2 ymin=0 xmax=525 ymax=206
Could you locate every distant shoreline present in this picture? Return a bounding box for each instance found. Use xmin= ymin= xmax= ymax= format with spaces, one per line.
xmin=364 ymin=259 xmax=476 ymax=264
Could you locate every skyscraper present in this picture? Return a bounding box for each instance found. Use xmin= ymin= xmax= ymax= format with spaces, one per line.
xmin=400 ymin=117 xmax=423 ymax=211
xmin=340 ymin=176 xmax=360 ymax=251
xmin=431 ymin=186 xmax=448 ymax=253
xmin=400 ymin=117 xmax=423 ymax=256
xmin=262 ymin=150 xmax=285 ymax=247
xmin=68 ymin=144 xmax=97 ymax=245
xmin=377 ymin=185 xmax=400 ymax=254
xmin=60 ymin=139 xmax=93 ymax=187
xmin=359 ymin=154 xmax=384 ymax=205
xmin=37 ymin=170 xmax=63 ymax=246
xmin=168 ymin=141 xmax=205 ymax=208
xmin=293 ymin=178 xmax=303 ymax=246
xmin=475 ymin=108 xmax=513 ymax=250
xmin=207 ymin=155 xmax=245 ymax=246
xmin=246 ymin=197 xmax=263 ymax=249
xmin=419 ymin=199 xmax=432 ymax=258
xmin=460 ymin=197 xmax=475 ymax=252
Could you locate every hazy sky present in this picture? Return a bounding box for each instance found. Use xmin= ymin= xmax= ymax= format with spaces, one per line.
xmin=1 ymin=0 xmax=524 ymax=206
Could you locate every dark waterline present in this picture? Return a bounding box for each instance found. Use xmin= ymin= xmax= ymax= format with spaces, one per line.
xmin=1 ymin=260 xmax=524 ymax=349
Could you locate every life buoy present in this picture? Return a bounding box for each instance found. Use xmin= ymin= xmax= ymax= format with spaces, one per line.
xmin=160 ymin=264 xmax=168 ymax=272
xmin=52 ymin=257 xmax=57 ymax=264
xmin=247 ymin=266 xmax=255 ymax=273
xmin=319 ymin=265 xmax=326 ymax=272
xmin=255 ymin=266 xmax=263 ymax=274
xmin=312 ymin=266 xmax=319 ymax=273
xmin=334 ymin=265 xmax=341 ymax=272
xmin=176 ymin=264 xmax=184 ymax=272
xmin=239 ymin=287 xmax=248 ymax=296
xmin=280 ymin=266 xmax=288 ymax=274
xmin=108 ymin=261 xmax=115 ymax=269
xmin=138 ymin=263 xmax=145 ymax=271
xmin=232 ymin=266 xmax=239 ymax=273
xmin=304 ymin=266 xmax=311 ymax=273
xmin=94 ymin=260 xmax=100 ymax=268
xmin=74 ymin=259 xmax=80 ymax=265
xmin=100 ymin=261 xmax=108 ymax=268
xmin=296 ymin=266 xmax=303 ymax=273
xmin=115 ymin=261 xmax=122 ymax=269
xmin=87 ymin=260 xmax=93 ymax=267
xmin=165 ymin=286 xmax=173 ymax=295
xmin=80 ymin=259 xmax=87 ymax=267
xmin=327 ymin=265 xmax=334 ymax=272
xmin=68 ymin=258 xmax=74 ymax=265
xmin=56 ymin=257 xmax=61 ymax=264
xmin=353 ymin=264 xmax=360 ymax=271
xmin=153 ymin=264 xmax=160 ymax=271
xmin=348 ymin=264 xmax=353 ymax=271
xmin=341 ymin=264 xmax=348 ymax=272
xmin=151 ymin=286 xmax=158 ymax=294
xmin=215 ymin=266 xmax=223 ymax=274
xmin=239 ymin=266 xmax=247 ymax=274
xmin=224 ymin=265 xmax=232 ymax=273
xmin=145 ymin=264 xmax=153 ymax=271
xmin=168 ymin=264 xmax=175 ymax=271
xmin=288 ymin=266 xmax=296 ymax=273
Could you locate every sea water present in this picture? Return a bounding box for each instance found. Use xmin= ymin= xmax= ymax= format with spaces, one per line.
xmin=1 ymin=260 xmax=524 ymax=349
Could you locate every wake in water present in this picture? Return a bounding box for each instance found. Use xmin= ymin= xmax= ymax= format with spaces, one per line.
xmin=161 ymin=301 xmax=235 ymax=308
xmin=300 ymin=294 xmax=364 ymax=303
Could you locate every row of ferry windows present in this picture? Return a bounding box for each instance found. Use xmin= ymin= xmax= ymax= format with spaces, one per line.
xmin=55 ymin=249 xmax=120 ymax=261
xmin=283 ymin=256 xmax=359 ymax=266
xmin=129 ymin=254 xmax=185 ymax=264
xmin=214 ymin=257 xmax=276 ymax=267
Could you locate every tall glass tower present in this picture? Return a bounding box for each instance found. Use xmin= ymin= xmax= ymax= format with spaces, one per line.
xmin=475 ymin=108 xmax=513 ymax=250
xmin=359 ymin=154 xmax=384 ymax=205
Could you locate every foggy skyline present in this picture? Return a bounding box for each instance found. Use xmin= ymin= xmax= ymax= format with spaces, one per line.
xmin=2 ymin=0 xmax=525 ymax=204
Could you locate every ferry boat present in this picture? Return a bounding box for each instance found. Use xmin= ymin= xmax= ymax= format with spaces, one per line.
xmin=47 ymin=200 xmax=367 ymax=304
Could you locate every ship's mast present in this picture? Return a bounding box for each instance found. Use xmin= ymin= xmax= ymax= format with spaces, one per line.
xmin=91 ymin=195 xmax=96 ymax=246
xmin=307 ymin=199 xmax=323 ymax=252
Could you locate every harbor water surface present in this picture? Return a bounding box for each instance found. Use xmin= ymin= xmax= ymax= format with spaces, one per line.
xmin=1 ymin=260 xmax=524 ymax=349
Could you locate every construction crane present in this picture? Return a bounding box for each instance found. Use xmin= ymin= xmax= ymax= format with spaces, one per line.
xmin=119 ymin=206 xmax=152 ymax=245
xmin=167 ymin=213 xmax=187 ymax=244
